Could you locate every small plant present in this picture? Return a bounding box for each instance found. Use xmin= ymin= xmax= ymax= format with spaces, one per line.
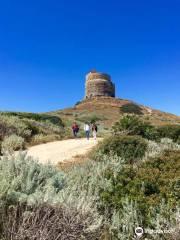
xmin=1 ymin=135 xmax=25 ymax=153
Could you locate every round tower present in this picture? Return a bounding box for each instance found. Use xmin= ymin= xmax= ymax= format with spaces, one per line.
xmin=85 ymin=70 xmax=115 ymax=99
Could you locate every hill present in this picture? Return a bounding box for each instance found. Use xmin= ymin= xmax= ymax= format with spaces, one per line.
xmin=49 ymin=97 xmax=180 ymax=135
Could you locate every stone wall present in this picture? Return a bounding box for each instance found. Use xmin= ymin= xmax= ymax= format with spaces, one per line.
xmin=85 ymin=71 xmax=115 ymax=99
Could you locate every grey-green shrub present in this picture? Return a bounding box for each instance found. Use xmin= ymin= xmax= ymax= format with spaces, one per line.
xmin=0 ymin=153 xmax=103 ymax=239
xmin=1 ymin=134 xmax=25 ymax=153
xmin=31 ymin=133 xmax=61 ymax=145
xmin=0 ymin=152 xmax=65 ymax=204
xmin=0 ymin=114 xmax=31 ymax=140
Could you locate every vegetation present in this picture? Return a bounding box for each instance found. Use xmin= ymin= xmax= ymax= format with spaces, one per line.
xmin=100 ymin=150 xmax=180 ymax=219
xmin=1 ymin=111 xmax=64 ymax=126
xmin=112 ymin=115 xmax=158 ymax=140
xmin=120 ymin=103 xmax=143 ymax=115
xmin=1 ymin=134 xmax=25 ymax=153
xmin=92 ymin=135 xmax=147 ymax=164
xmin=0 ymin=112 xmax=64 ymax=153
xmin=0 ymin=113 xmax=180 ymax=239
xmin=0 ymin=153 xmax=101 ymax=239
xmin=157 ymin=124 xmax=180 ymax=143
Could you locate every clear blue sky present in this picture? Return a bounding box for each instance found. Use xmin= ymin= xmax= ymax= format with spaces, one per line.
xmin=0 ymin=0 xmax=179 ymax=115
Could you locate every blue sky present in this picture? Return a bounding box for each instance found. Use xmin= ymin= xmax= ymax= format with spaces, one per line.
xmin=0 ymin=0 xmax=179 ymax=115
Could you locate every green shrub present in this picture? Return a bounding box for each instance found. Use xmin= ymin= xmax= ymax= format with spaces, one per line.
xmin=92 ymin=135 xmax=147 ymax=164
xmin=120 ymin=103 xmax=143 ymax=115
xmin=100 ymin=150 xmax=180 ymax=225
xmin=1 ymin=135 xmax=25 ymax=153
xmin=157 ymin=124 xmax=180 ymax=142
xmin=112 ymin=115 xmax=158 ymax=140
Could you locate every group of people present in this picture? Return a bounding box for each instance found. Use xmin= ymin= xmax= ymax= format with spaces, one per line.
xmin=72 ymin=122 xmax=98 ymax=140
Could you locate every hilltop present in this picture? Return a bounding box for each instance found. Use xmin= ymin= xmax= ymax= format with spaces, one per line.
xmin=49 ymin=97 xmax=180 ymax=135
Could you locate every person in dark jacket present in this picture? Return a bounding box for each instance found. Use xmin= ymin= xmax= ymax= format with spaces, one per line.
xmin=72 ymin=122 xmax=79 ymax=138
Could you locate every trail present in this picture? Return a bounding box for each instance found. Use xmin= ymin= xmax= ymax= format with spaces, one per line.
xmin=27 ymin=138 xmax=101 ymax=165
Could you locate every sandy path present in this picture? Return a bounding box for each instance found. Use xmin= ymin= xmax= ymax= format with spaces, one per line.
xmin=27 ymin=138 xmax=101 ymax=165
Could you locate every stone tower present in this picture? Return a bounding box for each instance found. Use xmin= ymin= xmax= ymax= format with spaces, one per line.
xmin=85 ymin=70 xmax=115 ymax=99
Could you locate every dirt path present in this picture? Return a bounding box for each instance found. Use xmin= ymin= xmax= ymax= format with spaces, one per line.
xmin=27 ymin=138 xmax=102 ymax=165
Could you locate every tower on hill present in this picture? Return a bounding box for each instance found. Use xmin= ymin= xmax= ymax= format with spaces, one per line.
xmin=85 ymin=70 xmax=115 ymax=99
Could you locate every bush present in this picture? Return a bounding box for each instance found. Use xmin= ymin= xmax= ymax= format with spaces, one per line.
xmin=120 ymin=103 xmax=143 ymax=115
xmin=1 ymin=202 xmax=101 ymax=240
xmin=100 ymin=150 xmax=180 ymax=223
xmin=92 ymin=135 xmax=147 ymax=164
xmin=0 ymin=115 xmax=32 ymax=140
xmin=1 ymin=135 xmax=25 ymax=153
xmin=64 ymin=144 xmax=180 ymax=239
xmin=0 ymin=154 xmax=102 ymax=239
xmin=157 ymin=124 xmax=180 ymax=142
xmin=0 ymin=153 xmax=65 ymax=204
xmin=112 ymin=115 xmax=158 ymax=140
xmin=0 ymin=113 xmax=65 ymax=147
xmin=30 ymin=134 xmax=61 ymax=145
xmin=1 ymin=111 xmax=64 ymax=127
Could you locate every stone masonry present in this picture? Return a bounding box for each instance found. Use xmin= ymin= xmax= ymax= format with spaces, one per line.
xmin=85 ymin=70 xmax=115 ymax=99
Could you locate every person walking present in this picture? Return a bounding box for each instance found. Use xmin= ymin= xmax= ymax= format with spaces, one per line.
xmin=92 ymin=123 xmax=98 ymax=140
xmin=72 ymin=122 xmax=79 ymax=138
xmin=84 ymin=122 xmax=90 ymax=140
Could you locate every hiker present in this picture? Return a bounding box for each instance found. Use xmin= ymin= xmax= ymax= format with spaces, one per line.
xmin=72 ymin=122 xmax=79 ymax=138
xmin=84 ymin=122 xmax=90 ymax=140
xmin=92 ymin=123 xmax=98 ymax=140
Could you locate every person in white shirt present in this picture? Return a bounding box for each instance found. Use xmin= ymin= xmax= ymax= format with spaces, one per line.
xmin=84 ymin=122 xmax=90 ymax=140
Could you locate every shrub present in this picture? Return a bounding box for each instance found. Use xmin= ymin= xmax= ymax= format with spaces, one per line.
xmin=0 ymin=154 xmax=102 ymax=239
xmin=0 ymin=115 xmax=31 ymax=140
xmin=157 ymin=124 xmax=180 ymax=142
xmin=1 ymin=112 xmax=64 ymax=127
xmin=0 ymin=113 xmax=65 ymax=147
xmin=0 ymin=153 xmax=65 ymax=204
xmin=99 ymin=150 xmax=180 ymax=224
xmin=1 ymin=202 xmax=101 ymax=240
xmin=92 ymin=135 xmax=147 ymax=164
xmin=120 ymin=103 xmax=143 ymax=115
xmin=112 ymin=115 xmax=158 ymax=140
xmin=145 ymin=138 xmax=180 ymax=159
xmin=64 ymin=146 xmax=180 ymax=239
xmin=1 ymin=135 xmax=25 ymax=153
xmin=30 ymin=134 xmax=61 ymax=145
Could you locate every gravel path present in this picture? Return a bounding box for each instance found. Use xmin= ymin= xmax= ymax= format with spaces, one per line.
xmin=27 ymin=138 xmax=102 ymax=165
